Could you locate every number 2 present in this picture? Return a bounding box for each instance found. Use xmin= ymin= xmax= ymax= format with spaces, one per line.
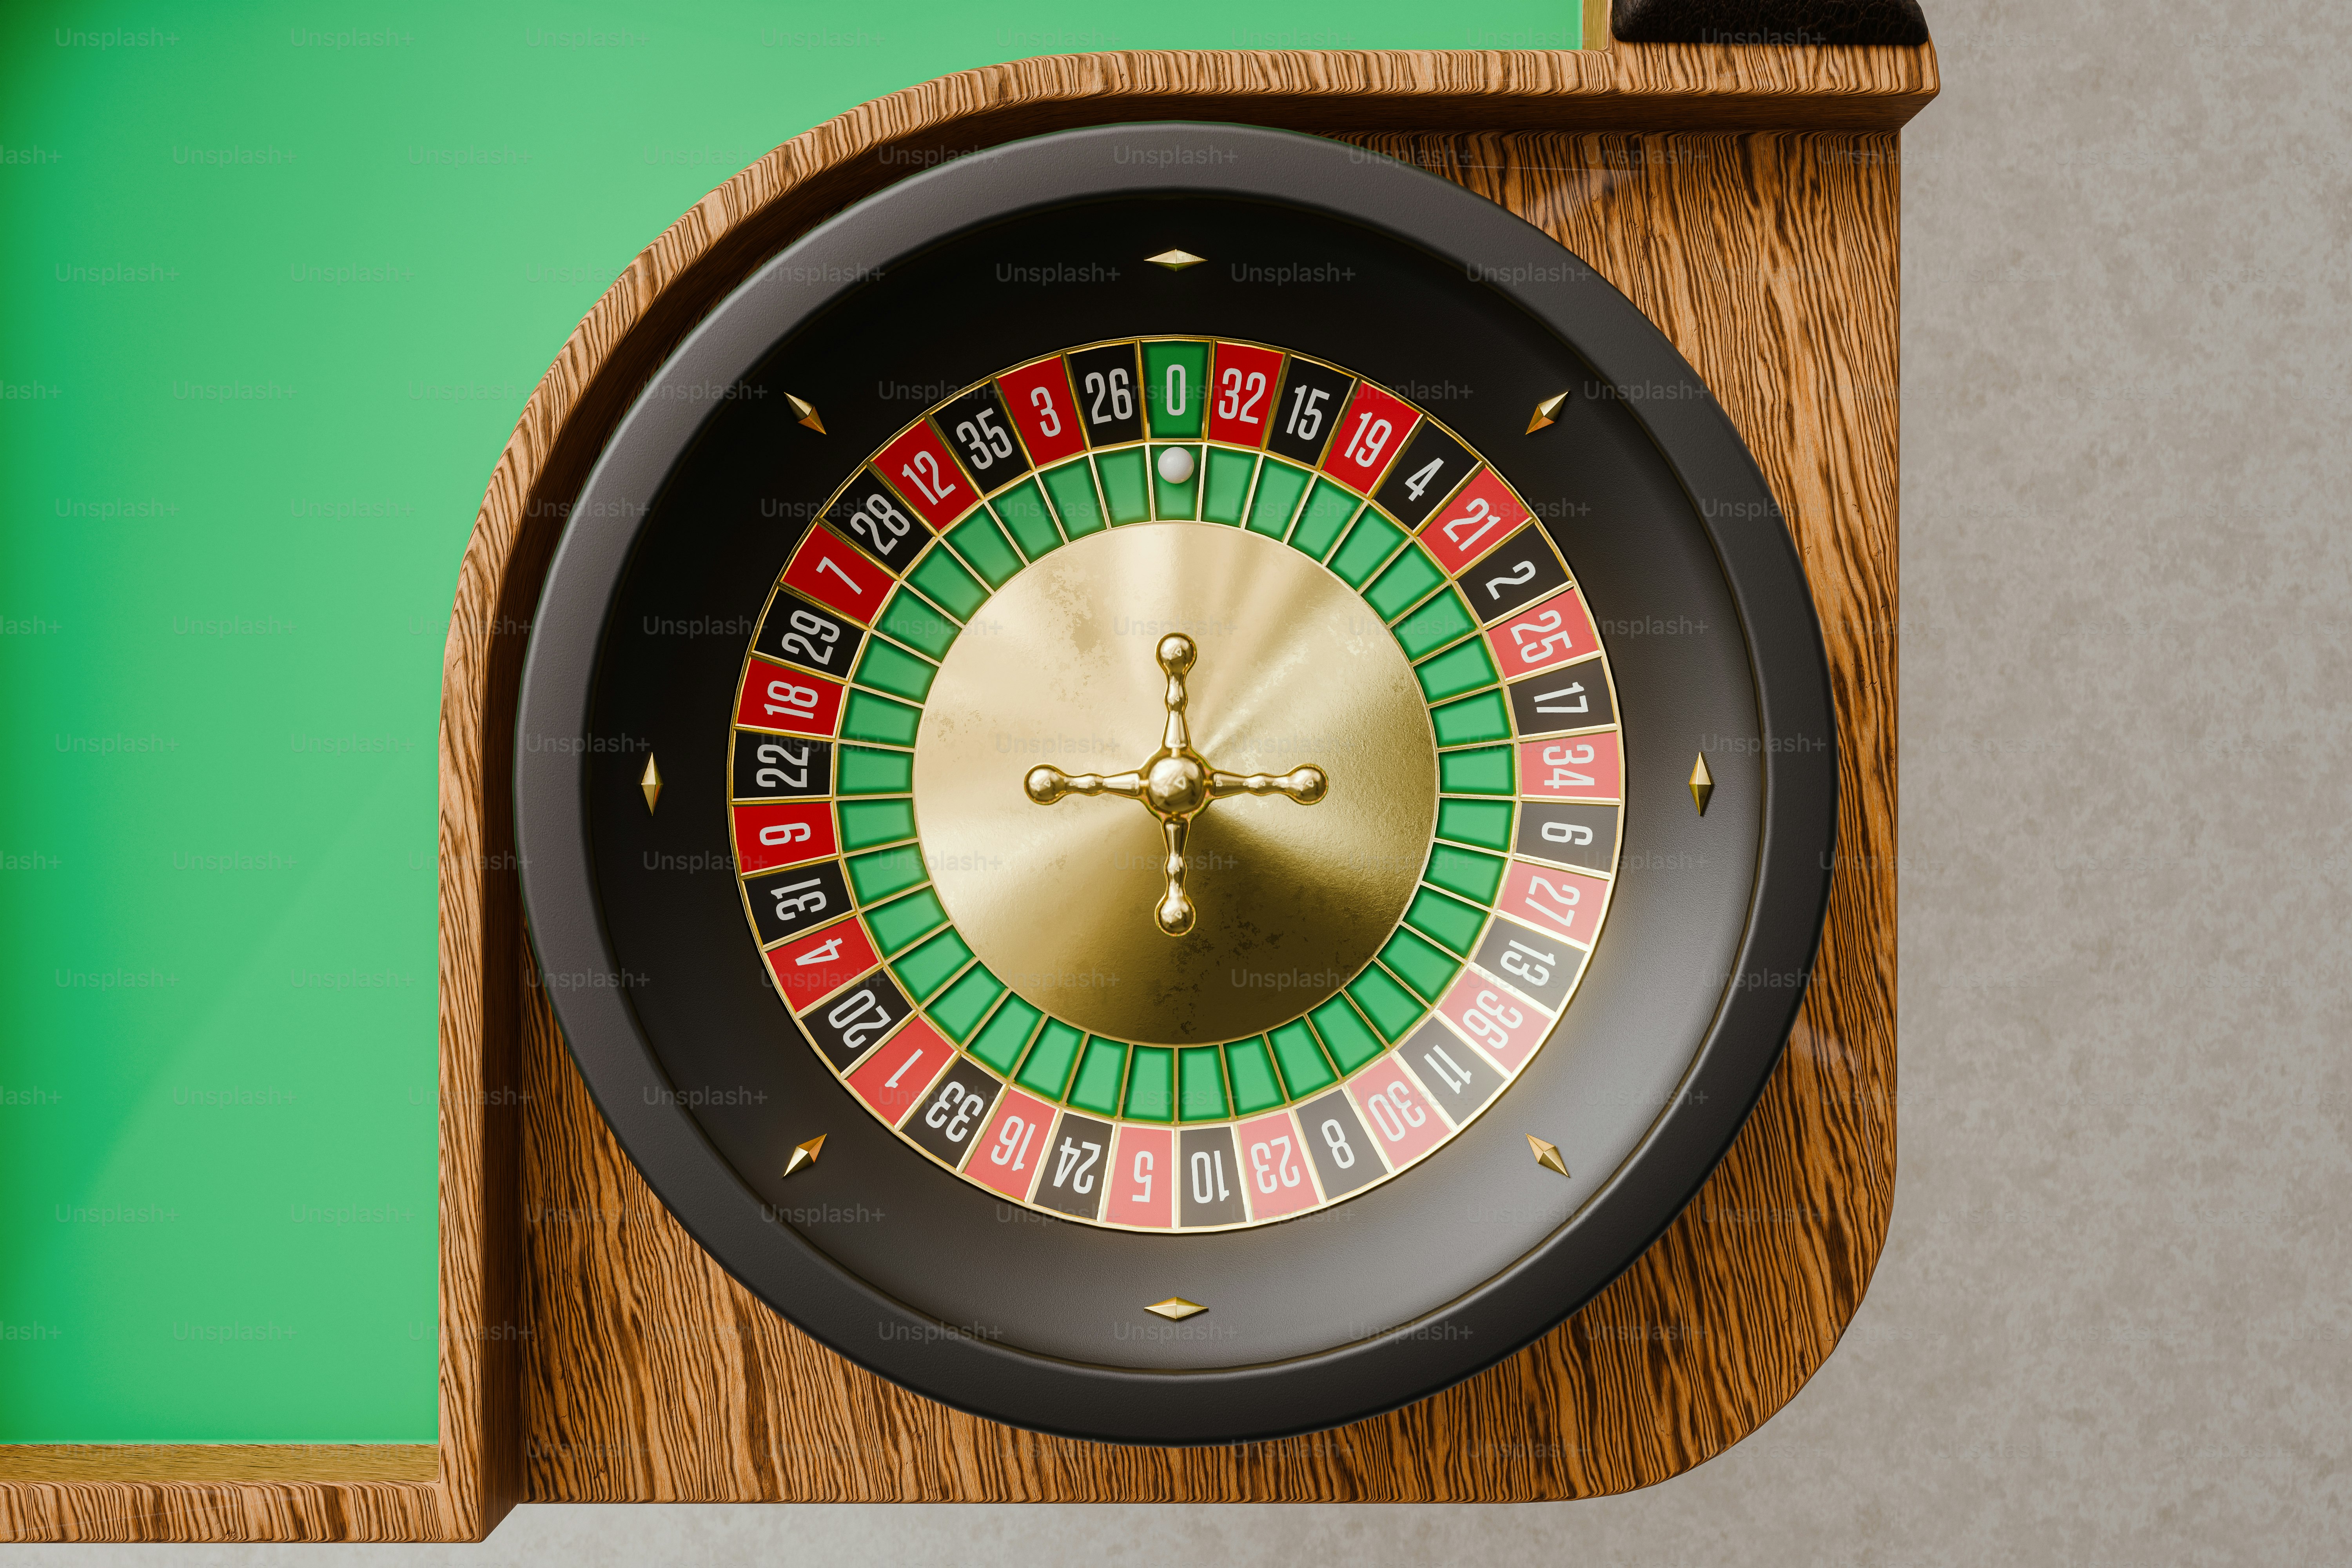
xmin=1483 ymin=559 xmax=1537 ymax=600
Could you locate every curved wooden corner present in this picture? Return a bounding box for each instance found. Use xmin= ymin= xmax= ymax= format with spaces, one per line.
xmin=436 ymin=53 xmax=1904 ymax=1508
xmin=0 ymin=47 xmax=1907 ymax=1541
xmin=0 ymin=48 xmax=1922 ymax=1538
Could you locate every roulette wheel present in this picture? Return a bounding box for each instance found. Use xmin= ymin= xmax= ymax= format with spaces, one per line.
xmin=513 ymin=123 xmax=1837 ymax=1445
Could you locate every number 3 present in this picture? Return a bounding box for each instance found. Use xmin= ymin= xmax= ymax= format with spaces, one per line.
xmin=1029 ymin=383 xmax=1061 ymax=437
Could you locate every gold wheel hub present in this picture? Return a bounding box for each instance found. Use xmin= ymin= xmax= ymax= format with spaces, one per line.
xmin=1023 ymin=631 xmax=1330 ymax=939
xmin=912 ymin=523 xmax=1438 ymax=1047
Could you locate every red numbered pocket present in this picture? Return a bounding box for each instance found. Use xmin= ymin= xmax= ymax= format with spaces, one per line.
xmin=1516 ymin=732 xmax=1622 ymax=800
xmin=1207 ymin=341 xmax=1284 ymax=447
xmin=1486 ymin=586 xmax=1597 ymax=679
xmin=966 ymin=1090 xmax=1057 ymax=1200
xmin=1436 ymin=973 xmax=1549 ymax=1073
xmin=763 ymin=917 xmax=879 ymax=1009
xmin=782 ymin=525 xmax=893 ymax=621
xmin=996 ymin=357 xmax=1087 ymax=466
xmin=874 ymin=423 xmax=975 ymax=530
xmin=730 ymin=800 xmax=839 ymax=874
xmin=1497 ymin=862 xmax=1611 ymax=945
xmin=848 ymin=1019 xmax=953 ymax=1125
xmin=1419 ymin=467 xmax=1528 ymax=573
xmin=1345 ymin=1057 xmax=1448 ymax=1171
xmin=1235 ymin=1111 xmax=1320 ymax=1220
xmin=1321 ymin=381 xmax=1418 ymax=491
xmin=1103 ymin=1124 xmax=1176 ymax=1229
xmin=735 ymin=659 xmax=842 ymax=738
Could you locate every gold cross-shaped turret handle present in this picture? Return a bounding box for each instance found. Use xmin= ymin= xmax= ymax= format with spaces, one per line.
xmin=1025 ymin=633 xmax=1327 ymax=936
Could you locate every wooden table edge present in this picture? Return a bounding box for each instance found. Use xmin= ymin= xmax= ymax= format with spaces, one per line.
xmin=0 ymin=41 xmax=1922 ymax=1538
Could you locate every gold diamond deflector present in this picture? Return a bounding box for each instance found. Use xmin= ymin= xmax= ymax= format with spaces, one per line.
xmin=1528 ymin=1135 xmax=1569 ymax=1178
xmin=1690 ymin=752 xmax=1715 ymax=815
xmin=1024 ymin=632 xmax=1329 ymax=938
xmin=1146 ymin=1298 xmax=1207 ymax=1320
xmin=1146 ymin=249 xmax=1205 ymax=270
xmin=640 ymin=754 xmax=662 ymax=813
xmin=782 ymin=1134 xmax=825 ymax=1177
xmin=914 ymin=523 xmax=1438 ymax=1047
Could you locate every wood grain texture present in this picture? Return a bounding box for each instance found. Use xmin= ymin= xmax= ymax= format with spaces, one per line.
xmin=513 ymin=126 xmax=1905 ymax=1502
xmin=1 ymin=44 xmax=1922 ymax=1535
xmin=0 ymin=1448 xmax=437 ymax=1484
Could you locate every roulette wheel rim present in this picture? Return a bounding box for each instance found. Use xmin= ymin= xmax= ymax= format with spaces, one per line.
xmin=514 ymin=121 xmax=1837 ymax=1444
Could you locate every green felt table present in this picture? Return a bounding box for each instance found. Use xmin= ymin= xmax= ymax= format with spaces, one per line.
xmin=0 ymin=0 xmax=1588 ymax=1450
